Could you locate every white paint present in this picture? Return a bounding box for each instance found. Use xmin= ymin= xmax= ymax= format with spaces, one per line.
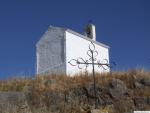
xmin=90 ymin=24 xmax=96 ymax=41
xmin=36 ymin=51 xmax=39 ymax=74
xmin=36 ymin=27 xmax=66 ymax=74
xmin=65 ymin=31 xmax=109 ymax=76
xmin=36 ymin=25 xmax=110 ymax=76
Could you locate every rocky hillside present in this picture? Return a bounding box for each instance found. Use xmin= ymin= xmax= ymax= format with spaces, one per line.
xmin=0 ymin=69 xmax=150 ymax=113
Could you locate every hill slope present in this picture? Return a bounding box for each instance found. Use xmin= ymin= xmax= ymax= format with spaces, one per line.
xmin=0 ymin=69 xmax=150 ymax=113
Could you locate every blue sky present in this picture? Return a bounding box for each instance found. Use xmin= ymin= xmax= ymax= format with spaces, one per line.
xmin=0 ymin=0 xmax=150 ymax=79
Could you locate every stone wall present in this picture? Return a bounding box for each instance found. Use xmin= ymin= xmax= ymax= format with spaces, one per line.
xmin=0 ymin=92 xmax=31 ymax=113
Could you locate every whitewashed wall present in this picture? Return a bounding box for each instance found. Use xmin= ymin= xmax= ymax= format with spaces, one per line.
xmin=36 ymin=26 xmax=110 ymax=76
xmin=36 ymin=27 xmax=66 ymax=74
xmin=66 ymin=31 xmax=110 ymax=76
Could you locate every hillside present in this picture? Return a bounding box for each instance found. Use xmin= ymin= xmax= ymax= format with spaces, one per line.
xmin=0 ymin=69 xmax=150 ymax=113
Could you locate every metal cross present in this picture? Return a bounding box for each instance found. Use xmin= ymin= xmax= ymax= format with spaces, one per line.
xmin=68 ymin=41 xmax=115 ymax=108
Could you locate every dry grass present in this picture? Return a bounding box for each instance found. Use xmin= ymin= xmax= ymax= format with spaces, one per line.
xmin=0 ymin=69 xmax=150 ymax=92
xmin=0 ymin=69 xmax=150 ymax=113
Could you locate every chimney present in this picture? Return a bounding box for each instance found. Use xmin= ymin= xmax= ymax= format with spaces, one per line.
xmin=85 ymin=24 xmax=96 ymax=41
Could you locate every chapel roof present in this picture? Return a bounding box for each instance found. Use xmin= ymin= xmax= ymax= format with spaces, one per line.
xmin=37 ymin=26 xmax=110 ymax=49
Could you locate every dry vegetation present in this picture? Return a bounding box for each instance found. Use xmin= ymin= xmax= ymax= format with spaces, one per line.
xmin=0 ymin=69 xmax=150 ymax=113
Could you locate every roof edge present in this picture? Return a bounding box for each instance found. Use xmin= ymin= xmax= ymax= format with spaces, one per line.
xmin=36 ymin=26 xmax=66 ymax=47
xmin=66 ymin=29 xmax=110 ymax=49
xmin=36 ymin=25 xmax=110 ymax=49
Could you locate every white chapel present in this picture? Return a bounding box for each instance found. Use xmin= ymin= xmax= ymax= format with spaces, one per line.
xmin=36 ymin=24 xmax=110 ymax=75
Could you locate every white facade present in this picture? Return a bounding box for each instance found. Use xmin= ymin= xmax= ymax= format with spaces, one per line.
xmin=66 ymin=30 xmax=109 ymax=75
xmin=36 ymin=24 xmax=110 ymax=76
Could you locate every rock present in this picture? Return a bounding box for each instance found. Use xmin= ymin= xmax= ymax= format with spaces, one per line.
xmin=114 ymin=99 xmax=134 ymax=113
xmin=84 ymin=83 xmax=106 ymax=107
xmin=140 ymin=78 xmax=150 ymax=86
xmin=45 ymin=91 xmax=63 ymax=104
xmin=0 ymin=91 xmax=24 ymax=105
xmin=109 ymin=78 xmax=127 ymax=99
xmin=99 ymin=105 xmax=115 ymax=113
xmin=91 ymin=109 xmax=108 ymax=113
xmin=147 ymin=96 xmax=150 ymax=105
xmin=85 ymin=83 xmax=102 ymax=98
xmin=0 ymin=91 xmax=31 ymax=113
xmin=80 ymin=104 xmax=91 ymax=113
xmin=98 ymin=94 xmax=113 ymax=105
xmin=68 ymin=87 xmax=89 ymax=104
xmin=134 ymin=81 xmax=144 ymax=89
xmin=134 ymin=97 xmax=147 ymax=110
